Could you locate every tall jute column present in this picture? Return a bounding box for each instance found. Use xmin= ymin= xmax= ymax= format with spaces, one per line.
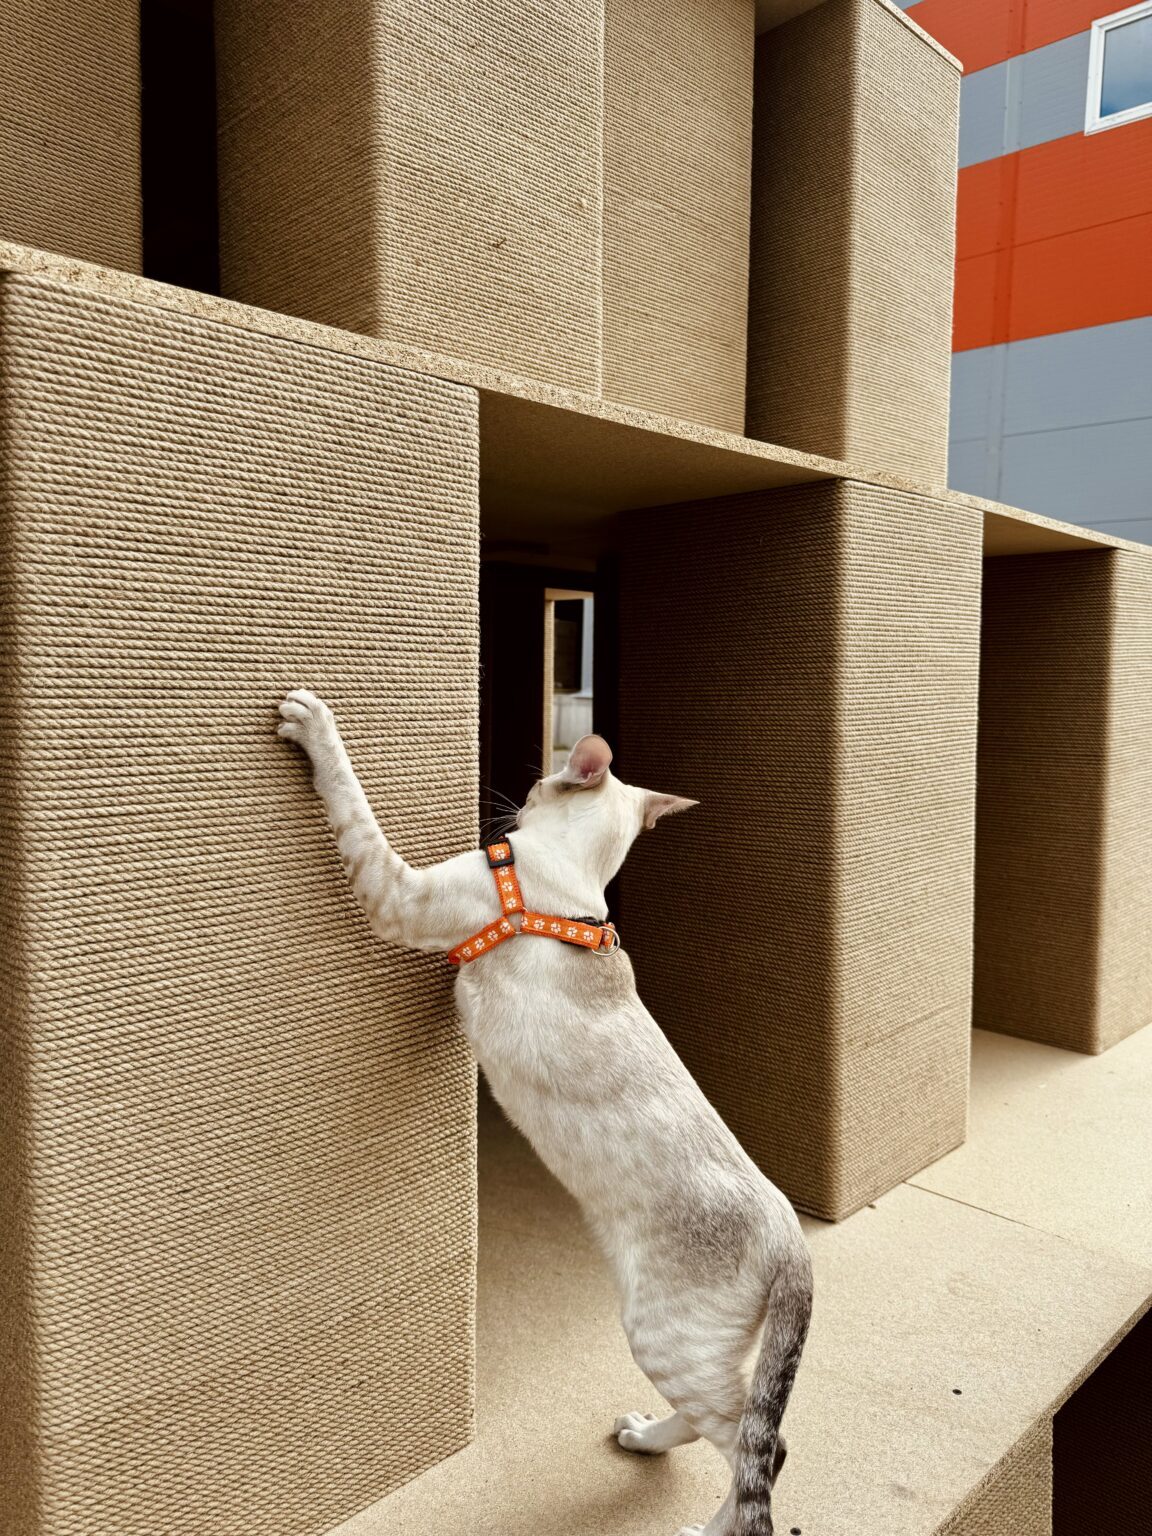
xmin=603 ymin=0 xmax=755 ymax=432
xmin=618 ymin=480 xmax=981 ymax=1220
xmin=215 ymin=0 xmax=603 ymax=390
xmin=976 ymin=551 xmax=1152 ymax=1053
xmin=0 ymin=274 xmax=478 ymax=1534
xmin=0 ymin=2 xmax=140 ymax=270
xmin=746 ymin=0 xmax=959 ymax=481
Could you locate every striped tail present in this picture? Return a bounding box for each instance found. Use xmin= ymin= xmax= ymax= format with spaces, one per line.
xmin=729 ymin=1247 xmax=814 ymax=1536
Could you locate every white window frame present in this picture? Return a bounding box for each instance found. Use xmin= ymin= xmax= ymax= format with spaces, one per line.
xmin=1086 ymin=1 xmax=1152 ymax=133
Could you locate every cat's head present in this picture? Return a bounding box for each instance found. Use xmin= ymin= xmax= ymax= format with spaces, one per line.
xmin=516 ymin=735 xmax=696 ymax=877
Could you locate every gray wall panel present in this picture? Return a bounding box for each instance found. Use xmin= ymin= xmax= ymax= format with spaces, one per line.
xmin=999 ymin=419 xmax=1152 ymax=527
xmin=959 ymin=31 xmax=1091 ymax=168
xmin=1002 ymin=319 xmax=1152 ymax=434
xmin=948 ymin=437 xmax=996 ymax=501
xmin=949 ymin=322 xmax=1152 ymax=544
xmin=1089 ymin=518 xmax=1152 ymax=544
xmin=959 ymin=63 xmax=1009 ymax=169
xmin=1015 ymin=30 xmax=1092 ymax=152
xmin=951 ymin=343 xmax=1006 ymax=442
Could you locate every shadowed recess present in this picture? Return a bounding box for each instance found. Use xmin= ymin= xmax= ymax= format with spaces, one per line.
xmin=974 ymin=552 xmax=1113 ymax=1051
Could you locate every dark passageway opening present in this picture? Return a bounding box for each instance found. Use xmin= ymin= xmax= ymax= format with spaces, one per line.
xmin=140 ymin=0 xmax=219 ymax=292
xmin=479 ymin=558 xmax=618 ymax=843
xmin=1054 ymin=1305 xmax=1152 ymax=1534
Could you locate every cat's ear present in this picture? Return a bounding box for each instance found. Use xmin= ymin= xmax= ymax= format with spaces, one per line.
xmin=642 ymin=792 xmax=699 ymax=830
xmin=564 ymin=734 xmax=614 ymax=788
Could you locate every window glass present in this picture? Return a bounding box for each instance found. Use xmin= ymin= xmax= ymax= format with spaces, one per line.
xmin=1101 ymin=13 xmax=1152 ymax=118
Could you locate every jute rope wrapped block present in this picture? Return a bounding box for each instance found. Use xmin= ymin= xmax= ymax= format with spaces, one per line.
xmin=603 ymin=0 xmax=755 ymax=433
xmin=618 ymin=480 xmax=981 ymax=1221
xmin=976 ymin=551 xmax=1152 ymax=1053
xmin=1099 ymin=555 xmax=1152 ymax=1051
xmin=0 ymin=274 xmax=479 ymax=1534
xmin=0 ymin=2 xmax=140 ymax=272
xmin=746 ymin=0 xmax=959 ymax=482
xmin=215 ymin=0 xmax=603 ymax=391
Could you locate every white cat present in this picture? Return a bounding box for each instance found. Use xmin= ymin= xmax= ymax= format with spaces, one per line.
xmin=277 ymin=688 xmax=812 ymax=1536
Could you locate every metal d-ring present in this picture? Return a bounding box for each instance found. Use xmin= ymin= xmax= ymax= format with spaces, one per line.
xmin=593 ymin=925 xmax=621 ymax=957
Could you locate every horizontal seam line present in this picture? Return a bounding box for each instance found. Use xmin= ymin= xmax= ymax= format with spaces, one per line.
xmin=958 ymin=206 xmax=1152 ymax=261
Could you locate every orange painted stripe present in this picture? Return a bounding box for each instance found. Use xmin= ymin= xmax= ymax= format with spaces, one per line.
xmin=956 ymin=156 xmax=1010 ymax=263
xmin=913 ymin=0 xmax=1103 ymax=75
xmin=957 ymin=117 xmax=1152 ymax=261
xmin=953 ymin=251 xmax=1002 ymax=352
xmin=1013 ymin=215 xmax=1152 ymax=340
xmin=911 ymin=0 xmax=1023 ymax=76
xmin=1015 ymin=116 xmax=1152 ymax=245
xmin=1020 ymin=0 xmax=1112 ymax=56
xmin=955 ymin=214 xmax=1152 ymax=349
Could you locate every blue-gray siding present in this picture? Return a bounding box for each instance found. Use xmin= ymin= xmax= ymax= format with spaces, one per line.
xmin=959 ymin=30 xmax=1092 ymax=168
xmin=949 ymin=319 xmax=1152 ymax=541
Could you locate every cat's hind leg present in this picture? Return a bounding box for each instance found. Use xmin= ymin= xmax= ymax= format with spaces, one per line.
xmin=613 ymin=1409 xmax=700 ymax=1455
xmin=623 ymin=1317 xmax=750 ymax=1466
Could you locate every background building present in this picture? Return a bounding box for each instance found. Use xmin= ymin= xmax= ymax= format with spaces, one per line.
xmin=903 ymin=0 xmax=1152 ymax=543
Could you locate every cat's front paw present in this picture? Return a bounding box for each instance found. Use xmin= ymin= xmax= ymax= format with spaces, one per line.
xmin=614 ymin=1411 xmax=663 ymax=1454
xmin=277 ymin=688 xmax=340 ymax=759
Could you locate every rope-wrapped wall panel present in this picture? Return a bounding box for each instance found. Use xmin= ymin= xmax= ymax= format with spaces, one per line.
xmin=976 ymin=550 xmax=1152 ymax=1053
xmin=0 ymin=273 xmax=479 ymax=1535
xmin=746 ymin=0 xmax=958 ymax=483
xmin=618 ymin=479 xmax=981 ymax=1221
xmin=974 ymin=553 xmax=1112 ymax=1052
xmin=603 ymin=0 xmax=754 ymax=433
xmin=0 ymin=3 xmax=140 ymax=272
xmin=1100 ymin=555 xmax=1152 ymax=1050
xmin=215 ymin=0 xmax=603 ymax=392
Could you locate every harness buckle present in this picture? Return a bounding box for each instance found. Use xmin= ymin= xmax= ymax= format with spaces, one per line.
xmin=485 ymin=842 xmax=515 ymax=868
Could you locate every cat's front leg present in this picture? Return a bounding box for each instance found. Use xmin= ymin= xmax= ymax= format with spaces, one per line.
xmin=276 ymin=688 xmax=435 ymax=949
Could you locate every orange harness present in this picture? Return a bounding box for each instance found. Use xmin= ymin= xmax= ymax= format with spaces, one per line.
xmin=448 ymin=841 xmax=619 ymax=966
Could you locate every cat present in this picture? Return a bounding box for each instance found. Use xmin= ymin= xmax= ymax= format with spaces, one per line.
xmin=277 ymin=688 xmax=812 ymax=1536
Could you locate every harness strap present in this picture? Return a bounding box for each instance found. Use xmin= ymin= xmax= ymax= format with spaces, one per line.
xmin=448 ymin=841 xmax=619 ymax=966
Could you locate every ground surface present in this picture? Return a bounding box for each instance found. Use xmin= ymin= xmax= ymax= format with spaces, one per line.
xmin=327 ymin=1028 xmax=1152 ymax=1536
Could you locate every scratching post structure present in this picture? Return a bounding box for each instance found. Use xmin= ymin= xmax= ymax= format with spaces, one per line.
xmin=976 ymin=551 xmax=1152 ymax=1053
xmin=603 ymin=0 xmax=755 ymax=432
xmin=215 ymin=0 xmax=605 ymax=389
xmin=0 ymin=274 xmax=479 ymax=1535
xmin=218 ymin=0 xmax=758 ymax=432
xmin=1 ymin=0 xmax=1151 ymax=1524
xmin=617 ymin=480 xmax=982 ymax=1221
xmin=0 ymin=2 xmax=141 ymax=272
xmin=746 ymin=0 xmax=959 ymax=480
